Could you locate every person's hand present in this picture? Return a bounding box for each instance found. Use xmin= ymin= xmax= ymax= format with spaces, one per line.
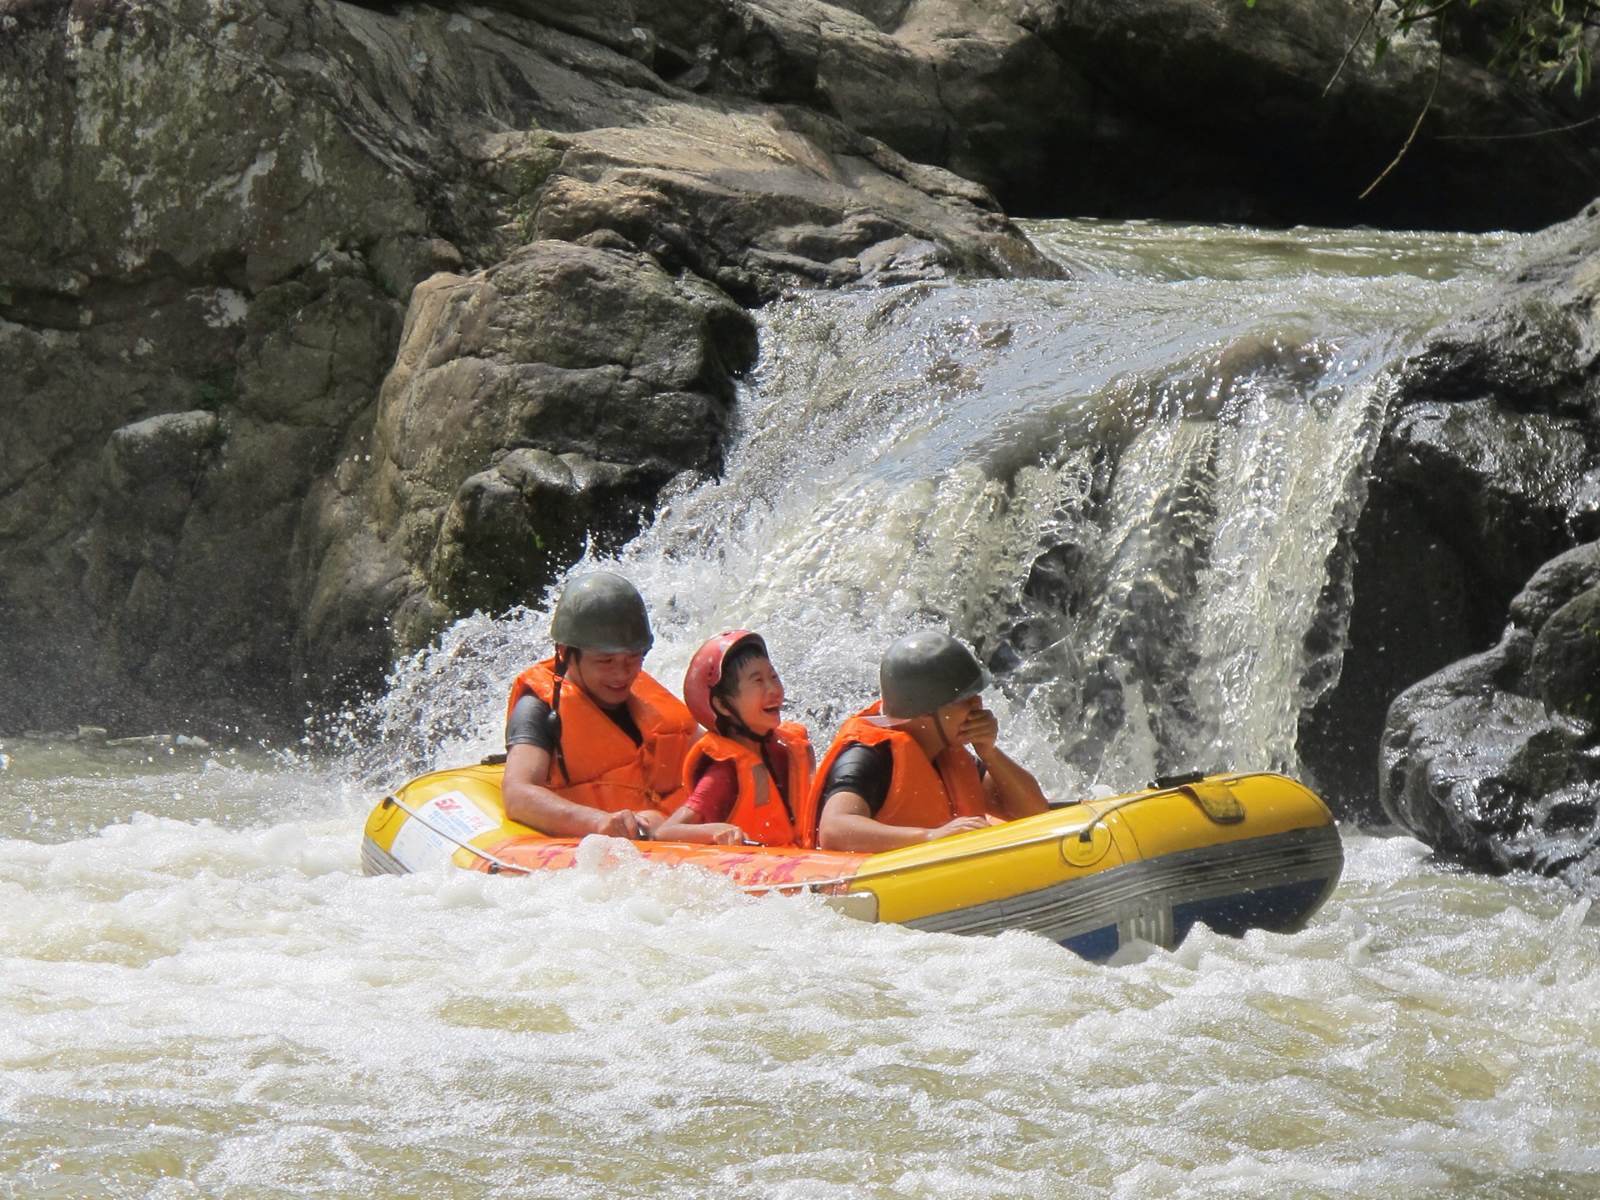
xmin=956 ymin=707 xmax=999 ymax=751
xmin=925 ymin=815 xmax=989 ymax=842
xmin=636 ymin=809 xmax=666 ymax=836
xmin=593 ymin=810 xmax=649 ymax=839
xmin=702 ymin=823 xmax=745 ymax=846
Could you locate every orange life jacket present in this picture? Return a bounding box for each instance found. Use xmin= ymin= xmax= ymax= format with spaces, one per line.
xmin=506 ymin=658 xmax=697 ymax=814
xmin=810 ymin=701 xmax=990 ymax=830
xmin=681 ymin=722 xmax=816 ymax=847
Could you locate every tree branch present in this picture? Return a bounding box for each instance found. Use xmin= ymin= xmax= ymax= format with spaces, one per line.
xmin=1435 ymin=111 xmax=1600 ymax=140
xmin=1360 ymin=22 xmax=1446 ymax=199
xmin=1394 ymin=1 xmax=1456 ymax=30
xmin=1326 ymin=0 xmax=1388 ymax=97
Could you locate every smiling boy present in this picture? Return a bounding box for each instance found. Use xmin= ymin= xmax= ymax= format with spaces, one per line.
xmin=502 ymin=572 xmax=698 ymax=840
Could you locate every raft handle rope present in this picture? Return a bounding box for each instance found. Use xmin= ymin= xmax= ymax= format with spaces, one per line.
xmin=1070 ymin=792 xmax=1169 ymax=846
xmin=383 ymin=791 xmax=535 ymax=876
xmin=841 ymin=782 xmax=1238 ymax=886
xmin=768 ymin=794 xmax=1193 ymax=893
xmin=1068 ymin=773 xmax=1244 ymax=846
xmin=382 ymin=791 xmax=827 ymax=894
xmin=380 ymin=777 xmax=1243 ymax=894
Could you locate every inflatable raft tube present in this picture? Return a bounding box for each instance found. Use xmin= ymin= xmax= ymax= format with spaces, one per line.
xmin=361 ymin=766 xmax=1342 ymax=962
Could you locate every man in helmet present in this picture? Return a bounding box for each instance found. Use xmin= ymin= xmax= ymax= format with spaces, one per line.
xmin=503 ymin=572 xmax=698 ymax=839
xmin=812 ymin=630 xmax=1048 ymax=852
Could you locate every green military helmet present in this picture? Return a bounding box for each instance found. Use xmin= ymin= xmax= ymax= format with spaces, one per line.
xmin=879 ymin=630 xmax=992 ymax=719
xmin=549 ymin=571 xmax=654 ymax=654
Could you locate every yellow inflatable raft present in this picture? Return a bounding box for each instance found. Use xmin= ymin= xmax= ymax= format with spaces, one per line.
xmin=362 ymin=766 xmax=1342 ymax=961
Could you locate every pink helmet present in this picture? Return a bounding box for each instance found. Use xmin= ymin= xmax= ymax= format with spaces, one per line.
xmin=683 ymin=630 xmax=767 ymax=731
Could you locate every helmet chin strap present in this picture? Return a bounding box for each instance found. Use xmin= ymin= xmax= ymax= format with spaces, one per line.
xmin=712 ymin=697 xmax=768 ymax=745
xmin=902 ymin=711 xmax=951 ymax=759
xmin=549 ymin=647 xmax=570 ymax=783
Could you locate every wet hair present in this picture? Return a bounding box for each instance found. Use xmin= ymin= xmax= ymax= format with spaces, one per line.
xmin=710 ymin=641 xmax=772 ymax=737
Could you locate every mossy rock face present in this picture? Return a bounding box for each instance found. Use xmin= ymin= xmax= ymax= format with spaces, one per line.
xmin=6 ymin=0 xmax=1597 ymax=737
xmin=3 ymin=0 xmax=1080 ymax=736
xmin=427 ymin=450 xmax=656 ymax=617
xmin=1531 ymin=584 xmax=1600 ymax=726
xmin=293 ymin=239 xmax=759 ymax=689
xmin=0 ymin=1 xmax=428 ymax=295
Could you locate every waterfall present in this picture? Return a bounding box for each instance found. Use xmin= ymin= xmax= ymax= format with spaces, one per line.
xmin=362 ymin=220 xmax=1515 ymax=801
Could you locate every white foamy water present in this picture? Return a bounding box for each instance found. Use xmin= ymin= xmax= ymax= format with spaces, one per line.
xmin=7 ymin=221 xmax=1598 ymax=1199
xmin=3 ymin=742 xmax=1597 ymax=1199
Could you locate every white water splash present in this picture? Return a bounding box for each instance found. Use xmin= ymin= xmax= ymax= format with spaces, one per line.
xmin=365 ymin=222 xmax=1510 ymax=801
xmin=3 ymin=761 xmax=1597 ymax=1200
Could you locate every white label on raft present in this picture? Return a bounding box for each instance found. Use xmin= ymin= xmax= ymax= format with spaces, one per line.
xmin=391 ymin=790 xmax=500 ymax=871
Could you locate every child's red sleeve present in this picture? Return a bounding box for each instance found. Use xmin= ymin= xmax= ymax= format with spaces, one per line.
xmin=679 ymin=758 xmax=740 ymax=824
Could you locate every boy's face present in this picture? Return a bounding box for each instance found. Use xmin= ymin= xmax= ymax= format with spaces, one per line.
xmin=572 ymin=650 xmax=645 ymax=707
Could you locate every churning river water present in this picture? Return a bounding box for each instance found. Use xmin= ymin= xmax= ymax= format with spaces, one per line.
xmin=4 ymin=221 xmax=1598 ymax=1199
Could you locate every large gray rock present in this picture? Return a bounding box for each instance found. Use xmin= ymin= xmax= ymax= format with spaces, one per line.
xmin=2 ymin=0 xmax=1593 ymax=737
xmin=0 ymin=0 xmax=1052 ymax=735
xmin=507 ymin=109 xmax=1043 ymax=303
xmin=519 ymin=0 xmax=1600 ymax=231
xmin=292 ymin=240 xmax=757 ymax=698
xmin=1380 ymin=542 xmax=1600 ymax=891
xmin=1531 ymin=583 xmax=1600 ymax=727
xmin=1305 ymin=200 xmax=1600 ymax=827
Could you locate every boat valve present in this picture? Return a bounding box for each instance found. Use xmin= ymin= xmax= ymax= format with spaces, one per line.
xmin=1061 ymin=820 xmax=1112 ymax=868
